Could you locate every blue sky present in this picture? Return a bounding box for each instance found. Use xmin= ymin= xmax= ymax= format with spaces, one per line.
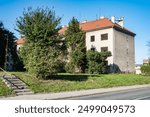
xmin=0 ymin=0 xmax=150 ymax=64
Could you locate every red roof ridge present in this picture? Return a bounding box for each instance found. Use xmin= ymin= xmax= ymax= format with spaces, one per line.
xmin=16 ymin=37 xmax=25 ymax=45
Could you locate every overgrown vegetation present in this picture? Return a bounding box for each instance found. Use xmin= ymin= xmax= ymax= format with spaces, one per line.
xmin=0 ymin=22 xmax=18 ymax=71
xmin=86 ymin=50 xmax=111 ymax=74
xmin=0 ymin=78 xmax=13 ymax=96
xmin=16 ymin=7 xmax=66 ymax=79
xmin=141 ymin=64 xmax=150 ymax=75
xmin=6 ymin=72 xmax=150 ymax=93
xmin=65 ymin=17 xmax=86 ymax=73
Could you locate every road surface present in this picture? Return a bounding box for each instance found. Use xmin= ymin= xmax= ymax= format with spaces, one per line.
xmin=67 ymin=87 xmax=150 ymax=100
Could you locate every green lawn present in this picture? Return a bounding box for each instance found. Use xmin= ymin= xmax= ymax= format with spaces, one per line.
xmin=0 ymin=78 xmax=13 ymax=96
xmin=1 ymin=71 xmax=150 ymax=95
xmin=3 ymin=72 xmax=150 ymax=93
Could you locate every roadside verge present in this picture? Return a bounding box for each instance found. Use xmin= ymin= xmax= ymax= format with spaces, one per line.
xmin=1 ymin=84 xmax=150 ymax=100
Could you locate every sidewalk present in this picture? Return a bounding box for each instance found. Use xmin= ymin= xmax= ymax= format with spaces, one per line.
xmin=1 ymin=84 xmax=150 ymax=100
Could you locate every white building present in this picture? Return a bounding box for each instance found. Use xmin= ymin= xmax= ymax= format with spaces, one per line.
xmin=59 ymin=16 xmax=136 ymax=73
xmin=16 ymin=37 xmax=25 ymax=51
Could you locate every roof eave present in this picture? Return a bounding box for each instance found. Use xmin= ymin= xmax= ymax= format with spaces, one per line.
xmin=113 ymin=26 xmax=136 ymax=37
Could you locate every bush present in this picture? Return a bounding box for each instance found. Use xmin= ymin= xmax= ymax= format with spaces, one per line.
xmin=86 ymin=50 xmax=111 ymax=74
xmin=141 ymin=65 xmax=150 ymax=75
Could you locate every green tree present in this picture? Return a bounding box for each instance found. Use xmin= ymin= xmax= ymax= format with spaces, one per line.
xmin=16 ymin=7 xmax=66 ymax=79
xmin=65 ymin=17 xmax=86 ymax=73
xmin=86 ymin=50 xmax=111 ymax=74
xmin=0 ymin=22 xmax=18 ymax=71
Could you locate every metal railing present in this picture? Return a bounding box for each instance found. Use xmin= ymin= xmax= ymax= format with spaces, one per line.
xmin=0 ymin=67 xmax=24 ymax=89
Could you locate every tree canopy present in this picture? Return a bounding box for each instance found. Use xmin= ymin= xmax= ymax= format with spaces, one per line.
xmin=0 ymin=22 xmax=17 ymax=71
xmin=87 ymin=50 xmax=111 ymax=74
xmin=65 ymin=17 xmax=86 ymax=73
xmin=16 ymin=7 xmax=66 ymax=79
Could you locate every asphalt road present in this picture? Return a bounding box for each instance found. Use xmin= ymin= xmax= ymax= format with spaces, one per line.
xmin=67 ymin=87 xmax=150 ymax=100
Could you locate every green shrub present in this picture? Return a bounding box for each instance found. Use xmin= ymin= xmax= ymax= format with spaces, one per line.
xmin=141 ymin=65 xmax=150 ymax=75
xmin=86 ymin=50 xmax=111 ymax=74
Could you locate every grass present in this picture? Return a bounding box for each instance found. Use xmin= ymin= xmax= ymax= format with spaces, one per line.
xmin=4 ymin=72 xmax=150 ymax=93
xmin=1 ymin=71 xmax=150 ymax=95
xmin=0 ymin=78 xmax=13 ymax=96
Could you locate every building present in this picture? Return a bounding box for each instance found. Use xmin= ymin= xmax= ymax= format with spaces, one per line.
xmin=16 ymin=16 xmax=136 ymax=73
xmin=135 ymin=64 xmax=142 ymax=74
xmin=59 ymin=16 xmax=136 ymax=73
xmin=143 ymin=59 xmax=150 ymax=65
xmin=16 ymin=37 xmax=25 ymax=51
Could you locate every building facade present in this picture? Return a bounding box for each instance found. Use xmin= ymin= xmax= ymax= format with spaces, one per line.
xmin=16 ymin=37 xmax=25 ymax=51
xmin=60 ymin=16 xmax=136 ymax=73
xmin=17 ymin=17 xmax=136 ymax=73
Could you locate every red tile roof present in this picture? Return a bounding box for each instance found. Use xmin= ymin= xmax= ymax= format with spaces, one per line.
xmin=16 ymin=38 xmax=25 ymax=45
xmin=143 ymin=59 xmax=150 ymax=64
xmin=59 ymin=18 xmax=136 ymax=36
xmin=17 ymin=18 xmax=135 ymax=44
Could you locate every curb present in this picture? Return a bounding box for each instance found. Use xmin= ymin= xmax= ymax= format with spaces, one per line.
xmin=1 ymin=84 xmax=150 ymax=100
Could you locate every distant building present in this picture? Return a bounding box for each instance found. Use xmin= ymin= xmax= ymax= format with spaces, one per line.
xmin=135 ymin=64 xmax=142 ymax=74
xmin=16 ymin=37 xmax=25 ymax=51
xmin=59 ymin=16 xmax=136 ymax=73
xmin=143 ymin=59 xmax=150 ymax=65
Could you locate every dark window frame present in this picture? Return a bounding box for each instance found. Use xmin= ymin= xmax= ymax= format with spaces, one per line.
xmin=91 ymin=47 xmax=96 ymax=51
xmin=101 ymin=33 xmax=108 ymax=40
xmin=101 ymin=47 xmax=108 ymax=52
xmin=90 ymin=35 xmax=95 ymax=42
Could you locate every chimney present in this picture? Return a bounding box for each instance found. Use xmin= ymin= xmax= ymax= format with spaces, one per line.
xmin=62 ymin=25 xmax=66 ymax=28
xmin=111 ymin=16 xmax=115 ymax=23
xmin=117 ymin=17 xmax=124 ymax=27
xmin=100 ymin=16 xmax=105 ymax=19
xmin=82 ymin=20 xmax=87 ymax=23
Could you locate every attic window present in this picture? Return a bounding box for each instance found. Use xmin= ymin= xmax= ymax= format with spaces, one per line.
xmin=96 ymin=24 xmax=100 ymax=27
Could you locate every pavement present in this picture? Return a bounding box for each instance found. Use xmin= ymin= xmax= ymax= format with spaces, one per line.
xmin=1 ymin=84 xmax=150 ymax=100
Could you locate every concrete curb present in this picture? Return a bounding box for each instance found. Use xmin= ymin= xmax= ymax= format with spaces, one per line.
xmin=1 ymin=84 xmax=150 ymax=100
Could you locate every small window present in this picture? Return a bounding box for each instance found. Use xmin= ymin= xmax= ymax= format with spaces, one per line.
xmin=101 ymin=47 xmax=108 ymax=52
xmin=126 ymin=49 xmax=128 ymax=54
xmin=91 ymin=47 xmax=95 ymax=51
xmin=90 ymin=35 xmax=95 ymax=42
xmin=104 ymin=61 xmax=108 ymax=66
xmin=101 ymin=33 xmax=108 ymax=40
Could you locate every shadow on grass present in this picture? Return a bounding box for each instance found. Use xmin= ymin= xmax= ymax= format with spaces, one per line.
xmin=47 ymin=74 xmax=101 ymax=81
xmin=48 ymin=75 xmax=88 ymax=81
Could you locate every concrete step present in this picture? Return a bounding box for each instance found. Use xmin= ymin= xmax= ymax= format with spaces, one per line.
xmin=16 ymin=91 xmax=34 ymax=96
xmin=11 ymin=85 xmax=28 ymax=90
xmin=14 ymin=89 xmax=32 ymax=93
xmin=9 ymin=82 xmax=26 ymax=86
xmin=5 ymin=78 xmax=21 ymax=81
xmin=2 ymin=78 xmax=25 ymax=85
xmin=2 ymin=74 xmax=34 ymax=96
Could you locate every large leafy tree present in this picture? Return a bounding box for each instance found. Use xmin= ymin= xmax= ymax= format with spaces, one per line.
xmin=0 ymin=22 xmax=18 ymax=71
xmin=65 ymin=17 xmax=86 ymax=73
xmin=16 ymin=7 xmax=66 ymax=79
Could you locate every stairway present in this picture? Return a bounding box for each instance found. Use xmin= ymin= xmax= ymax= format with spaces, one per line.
xmin=2 ymin=74 xmax=34 ymax=96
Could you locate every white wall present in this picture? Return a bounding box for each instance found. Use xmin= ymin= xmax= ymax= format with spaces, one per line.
xmin=85 ymin=28 xmax=135 ymax=73
xmin=86 ymin=28 xmax=114 ymax=64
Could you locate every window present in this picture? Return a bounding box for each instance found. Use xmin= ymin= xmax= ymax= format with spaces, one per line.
xmin=104 ymin=61 xmax=108 ymax=66
xmin=101 ymin=33 xmax=108 ymax=40
xmin=91 ymin=47 xmax=95 ymax=51
xmin=90 ymin=35 xmax=95 ymax=42
xmin=126 ymin=49 xmax=128 ymax=55
xmin=101 ymin=47 xmax=108 ymax=52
